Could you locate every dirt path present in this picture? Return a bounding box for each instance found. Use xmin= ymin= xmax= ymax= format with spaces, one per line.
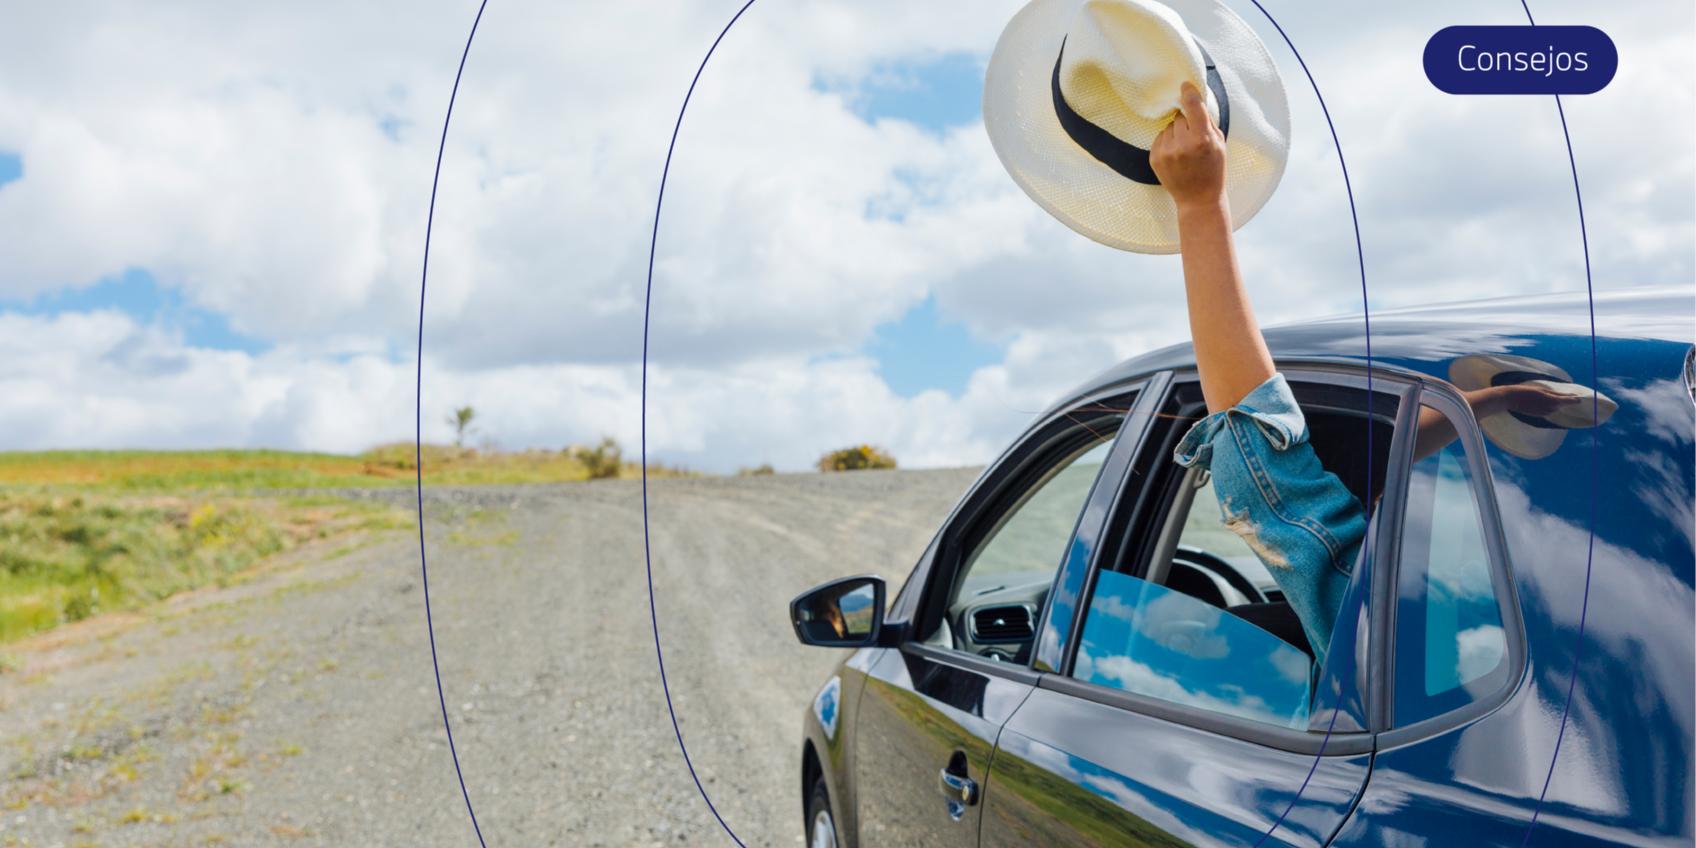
xmin=0 ymin=469 xmax=979 ymax=847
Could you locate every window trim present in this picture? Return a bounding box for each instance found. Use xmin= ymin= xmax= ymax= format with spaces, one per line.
xmin=1054 ymin=362 xmax=1419 ymax=755
xmin=1375 ymin=380 xmax=1529 ymax=747
xmin=1366 ymin=391 xmax=1421 ymax=732
xmin=904 ymin=641 xmax=1043 ymax=687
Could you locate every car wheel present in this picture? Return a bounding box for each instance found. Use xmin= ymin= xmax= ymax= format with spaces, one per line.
xmin=806 ymin=775 xmax=839 ymax=848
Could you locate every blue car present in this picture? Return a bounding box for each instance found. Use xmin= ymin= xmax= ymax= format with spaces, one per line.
xmin=790 ymin=287 xmax=1693 ymax=847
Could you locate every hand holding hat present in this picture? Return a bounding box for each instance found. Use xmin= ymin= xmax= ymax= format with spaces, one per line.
xmin=1150 ymin=82 xmax=1228 ymax=211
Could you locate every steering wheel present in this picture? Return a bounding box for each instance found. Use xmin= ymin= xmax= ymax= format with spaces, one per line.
xmin=1173 ymin=546 xmax=1267 ymax=604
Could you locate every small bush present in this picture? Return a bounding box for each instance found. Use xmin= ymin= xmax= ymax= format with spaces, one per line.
xmin=571 ymin=437 xmax=625 ymax=480
xmin=62 ymin=590 xmax=97 ymax=622
xmin=737 ymin=464 xmax=775 ymax=477
xmin=817 ymin=445 xmax=897 ymax=473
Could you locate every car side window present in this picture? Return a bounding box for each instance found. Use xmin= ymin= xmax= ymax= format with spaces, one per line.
xmin=1066 ymin=378 xmax=1393 ymax=730
xmin=1074 ymin=569 xmax=1314 ymax=727
xmin=928 ymin=404 xmax=1128 ymax=661
xmin=1393 ymin=401 xmax=1509 ymax=726
xmin=958 ymin=438 xmax=1116 ymax=583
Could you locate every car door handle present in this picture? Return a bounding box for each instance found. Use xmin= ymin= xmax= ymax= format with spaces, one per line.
xmin=938 ymin=768 xmax=979 ymax=807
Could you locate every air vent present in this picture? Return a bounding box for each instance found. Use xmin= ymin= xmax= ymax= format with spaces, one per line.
xmin=971 ymin=604 xmax=1034 ymax=643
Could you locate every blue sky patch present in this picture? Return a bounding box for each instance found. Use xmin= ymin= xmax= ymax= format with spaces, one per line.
xmin=868 ymin=295 xmax=1001 ymax=398
xmin=377 ymin=114 xmax=407 ymax=141
xmin=0 ymin=151 xmax=22 ymax=188
xmin=824 ymin=52 xmax=985 ymax=133
xmin=1 ymin=268 xmax=269 ymax=354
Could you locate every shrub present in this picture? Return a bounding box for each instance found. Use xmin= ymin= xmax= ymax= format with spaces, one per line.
xmin=571 ymin=437 xmax=625 ymax=480
xmin=817 ymin=445 xmax=897 ymax=473
xmin=738 ymin=463 xmax=775 ymax=477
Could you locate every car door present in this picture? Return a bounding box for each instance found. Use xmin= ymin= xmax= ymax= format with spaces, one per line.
xmin=979 ymin=369 xmax=1411 ymax=847
xmin=851 ymin=381 xmax=1159 ymax=847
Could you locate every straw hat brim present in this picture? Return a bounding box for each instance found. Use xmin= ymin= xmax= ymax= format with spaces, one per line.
xmin=983 ymin=0 xmax=1292 ymax=254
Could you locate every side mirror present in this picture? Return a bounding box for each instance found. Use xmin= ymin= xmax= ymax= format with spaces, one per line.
xmin=790 ymin=575 xmax=886 ymax=648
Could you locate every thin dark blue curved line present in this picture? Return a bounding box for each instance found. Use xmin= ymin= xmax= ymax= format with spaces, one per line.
xmin=638 ymin=2 xmax=1378 ymax=846
xmin=639 ymin=2 xmax=760 ymax=846
xmin=1240 ymin=2 xmax=1371 ymax=844
xmin=1515 ymin=3 xmax=1600 ymax=845
xmin=414 ymin=2 xmax=492 ymax=846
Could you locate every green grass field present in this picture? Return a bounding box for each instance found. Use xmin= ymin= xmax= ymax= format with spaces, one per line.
xmin=0 ymin=445 xmax=691 ymax=645
xmin=0 ymin=443 xmax=692 ymax=491
xmin=0 ymin=491 xmax=407 ymax=644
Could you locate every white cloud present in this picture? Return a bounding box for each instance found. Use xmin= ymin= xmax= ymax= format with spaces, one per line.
xmin=1454 ymin=624 xmax=1506 ymax=685
xmin=1074 ymin=646 xmax=1300 ymax=727
xmin=0 ymin=0 xmax=1687 ymax=467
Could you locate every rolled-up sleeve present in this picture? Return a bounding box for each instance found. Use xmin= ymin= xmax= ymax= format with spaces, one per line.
xmin=1173 ymin=374 xmax=1366 ymax=666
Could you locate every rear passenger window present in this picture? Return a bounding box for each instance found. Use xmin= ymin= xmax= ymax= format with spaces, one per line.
xmin=1393 ymin=402 xmax=1509 ymax=725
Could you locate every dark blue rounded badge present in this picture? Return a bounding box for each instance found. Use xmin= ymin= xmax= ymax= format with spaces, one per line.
xmin=1424 ymin=26 xmax=1617 ymax=94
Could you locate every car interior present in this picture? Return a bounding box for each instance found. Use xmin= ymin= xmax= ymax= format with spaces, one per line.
xmin=933 ymin=379 xmax=1396 ymax=679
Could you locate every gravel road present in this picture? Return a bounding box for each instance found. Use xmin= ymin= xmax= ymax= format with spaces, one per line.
xmin=0 ymin=469 xmax=981 ymax=847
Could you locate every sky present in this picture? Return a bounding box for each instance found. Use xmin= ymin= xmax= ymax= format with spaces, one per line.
xmin=0 ymin=0 xmax=1689 ymax=471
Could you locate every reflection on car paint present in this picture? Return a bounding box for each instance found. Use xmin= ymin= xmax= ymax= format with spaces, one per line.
xmin=815 ymin=675 xmax=841 ymax=740
xmin=984 ymin=685 xmax=1372 ymax=848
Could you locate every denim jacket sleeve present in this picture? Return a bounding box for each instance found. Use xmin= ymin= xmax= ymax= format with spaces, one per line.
xmin=1172 ymin=373 xmax=1366 ymax=668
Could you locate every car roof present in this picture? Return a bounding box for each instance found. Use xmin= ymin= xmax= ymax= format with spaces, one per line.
xmin=1062 ymin=285 xmax=1693 ymax=405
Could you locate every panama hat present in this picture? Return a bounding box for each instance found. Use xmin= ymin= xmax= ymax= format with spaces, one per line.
xmin=1449 ymin=354 xmax=1618 ymax=460
xmin=983 ymin=0 xmax=1291 ymax=254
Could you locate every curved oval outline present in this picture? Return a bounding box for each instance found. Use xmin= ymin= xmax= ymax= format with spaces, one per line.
xmin=413 ymin=1 xmax=493 ymax=846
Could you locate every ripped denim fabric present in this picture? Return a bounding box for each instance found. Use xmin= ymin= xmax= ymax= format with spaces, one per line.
xmin=1173 ymin=373 xmax=1366 ymax=669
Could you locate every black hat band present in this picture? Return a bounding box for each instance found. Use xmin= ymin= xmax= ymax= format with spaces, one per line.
xmin=1051 ymin=37 xmax=1231 ymax=186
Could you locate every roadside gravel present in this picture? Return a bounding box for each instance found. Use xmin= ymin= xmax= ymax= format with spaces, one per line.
xmin=0 ymin=468 xmax=980 ymax=847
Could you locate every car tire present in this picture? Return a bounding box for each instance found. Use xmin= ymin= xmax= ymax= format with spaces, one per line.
xmin=806 ymin=775 xmax=839 ymax=848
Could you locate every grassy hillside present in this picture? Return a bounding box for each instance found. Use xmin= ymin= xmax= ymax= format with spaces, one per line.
xmin=0 ymin=491 xmax=405 ymax=644
xmin=0 ymin=443 xmax=686 ymax=491
xmin=0 ymin=444 xmax=691 ymax=645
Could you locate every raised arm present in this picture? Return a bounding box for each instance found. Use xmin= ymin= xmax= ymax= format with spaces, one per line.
xmin=1150 ymin=82 xmax=1274 ymax=414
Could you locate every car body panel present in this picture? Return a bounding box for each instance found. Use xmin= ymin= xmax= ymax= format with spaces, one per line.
xmin=851 ymin=646 xmax=1034 ymax=846
xmin=983 ymin=688 xmax=1370 ymax=848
